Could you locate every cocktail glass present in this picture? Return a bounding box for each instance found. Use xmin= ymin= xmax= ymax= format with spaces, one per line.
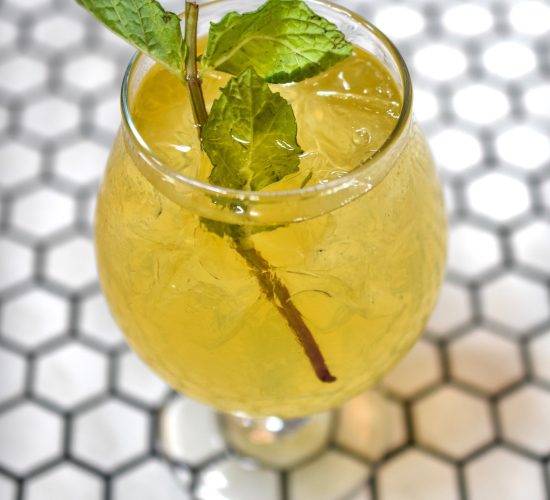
xmin=95 ymin=0 xmax=447 ymax=496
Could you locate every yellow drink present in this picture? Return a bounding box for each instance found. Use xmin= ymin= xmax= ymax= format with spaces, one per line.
xmin=96 ymin=47 xmax=446 ymax=418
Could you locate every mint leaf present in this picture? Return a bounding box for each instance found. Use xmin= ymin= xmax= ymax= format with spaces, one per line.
xmin=77 ymin=0 xmax=186 ymax=76
xmin=202 ymin=67 xmax=303 ymax=191
xmin=202 ymin=0 xmax=352 ymax=83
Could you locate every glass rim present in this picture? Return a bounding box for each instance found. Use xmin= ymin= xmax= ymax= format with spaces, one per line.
xmin=120 ymin=0 xmax=413 ymax=203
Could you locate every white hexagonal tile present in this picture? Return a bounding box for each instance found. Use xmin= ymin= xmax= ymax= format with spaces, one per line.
xmin=0 ymin=474 xmax=16 ymax=500
xmin=413 ymin=88 xmax=438 ymax=123
xmin=453 ymin=85 xmax=510 ymax=125
xmin=23 ymin=97 xmax=79 ymax=139
xmin=496 ymin=126 xmax=550 ymax=170
xmin=0 ymin=143 xmax=41 ymax=188
xmin=0 ymin=106 xmax=8 ymax=135
xmin=448 ymin=224 xmax=501 ymax=278
xmin=336 ymin=391 xmax=406 ymax=461
xmin=80 ymin=293 xmax=125 ymax=348
xmin=2 ymin=288 xmax=68 ymax=349
xmin=26 ymin=464 xmax=103 ymax=500
xmin=529 ymin=331 xmax=550 ymax=383
xmin=0 ymin=402 xmax=62 ymax=475
xmin=0 ymin=238 xmax=33 ymax=292
xmin=35 ymin=343 xmax=108 ymax=409
xmin=54 ymin=140 xmax=108 ymax=185
xmin=442 ymin=4 xmax=493 ymax=35
xmin=444 ymin=183 xmax=456 ymax=219
xmin=0 ymin=19 xmax=17 ymax=48
xmin=449 ymin=328 xmax=523 ymax=393
xmin=5 ymin=0 xmax=51 ymax=9
xmin=467 ymin=173 xmax=531 ymax=222
xmin=373 ymin=6 xmax=425 ymax=39
xmin=382 ymin=339 xmax=441 ymax=398
xmin=0 ymin=56 xmax=47 ymax=94
xmin=196 ymin=457 xmax=279 ymax=500
xmin=93 ymin=93 xmax=120 ymax=133
xmin=85 ymin=193 xmax=98 ymax=229
xmin=117 ymin=352 xmax=168 ymax=406
xmin=414 ymin=44 xmax=467 ymax=81
xmin=12 ymin=188 xmax=75 ymax=238
xmin=73 ymin=400 xmax=149 ymax=472
xmin=45 ymin=236 xmax=97 ymax=290
xmin=113 ymin=459 xmax=190 ymax=500
xmin=466 ymin=448 xmax=545 ymax=500
xmin=413 ymin=386 xmax=494 ymax=459
xmin=63 ymin=55 xmax=117 ymax=92
xmin=161 ymin=399 xmax=225 ymax=466
xmin=0 ymin=347 xmax=25 ymax=403
xmin=288 ymin=451 xmax=368 ymax=500
xmin=499 ymin=386 xmax=550 ymax=455
xmin=524 ymin=84 xmax=550 ymax=119
xmin=509 ymin=1 xmax=550 ymax=35
xmin=378 ymin=449 xmax=459 ymax=500
xmin=427 ymin=282 xmax=472 ymax=337
xmin=429 ymin=129 xmax=482 ymax=173
xmin=483 ymin=42 xmax=536 ymax=80
xmin=481 ymin=273 xmax=549 ymax=333
xmin=32 ymin=15 xmax=85 ymax=50
xmin=512 ymin=221 xmax=550 ymax=274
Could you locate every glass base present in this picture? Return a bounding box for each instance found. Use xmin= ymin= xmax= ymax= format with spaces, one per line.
xmin=219 ymin=411 xmax=334 ymax=469
xmin=159 ymin=389 xmax=402 ymax=499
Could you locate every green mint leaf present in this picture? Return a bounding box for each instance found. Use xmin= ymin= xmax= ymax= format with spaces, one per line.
xmin=202 ymin=0 xmax=352 ymax=83
xmin=202 ymin=67 xmax=303 ymax=191
xmin=76 ymin=0 xmax=186 ymax=76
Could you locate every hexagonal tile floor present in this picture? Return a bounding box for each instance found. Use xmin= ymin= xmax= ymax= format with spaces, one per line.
xmin=1 ymin=0 xmax=550 ymax=499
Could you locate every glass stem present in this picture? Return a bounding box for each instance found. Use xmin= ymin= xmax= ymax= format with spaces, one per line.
xmin=219 ymin=410 xmax=334 ymax=469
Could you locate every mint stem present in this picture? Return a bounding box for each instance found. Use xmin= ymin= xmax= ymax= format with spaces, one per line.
xmin=184 ymin=1 xmax=208 ymax=130
xmin=233 ymin=237 xmax=337 ymax=383
xmin=184 ymin=1 xmax=336 ymax=383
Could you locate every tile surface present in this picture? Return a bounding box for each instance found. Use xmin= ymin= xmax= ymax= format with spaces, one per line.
xmin=413 ymin=387 xmax=494 ymax=459
xmin=25 ymin=464 xmax=104 ymax=500
xmin=449 ymin=328 xmax=524 ymax=394
xmin=465 ymin=448 xmax=546 ymax=500
xmin=1 ymin=0 xmax=550 ymax=498
xmin=378 ymin=449 xmax=459 ymax=500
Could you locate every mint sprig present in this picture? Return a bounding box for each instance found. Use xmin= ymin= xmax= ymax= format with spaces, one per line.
xmin=203 ymin=68 xmax=302 ymax=191
xmin=79 ymin=0 xmax=352 ymax=383
xmin=202 ymin=0 xmax=352 ymax=83
xmin=77 ymin=0 xmax=186 ymax=77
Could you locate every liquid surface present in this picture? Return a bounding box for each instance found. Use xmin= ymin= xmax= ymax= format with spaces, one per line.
xmin=96 ymin=48 xmax=447 ymax=418
xmin=132 ymin=47 xmax=401 ymax=189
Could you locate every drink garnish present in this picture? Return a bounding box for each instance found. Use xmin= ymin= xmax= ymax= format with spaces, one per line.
xmin=76 ymin=0 xmax=186 ymax=76
xmin=202 ymin=0 xmax=352 ymax=83
xmin=77 ymin=0 xmax=352 ymax=383
xmin=203 ymin=67 xmax=303 ymax=191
